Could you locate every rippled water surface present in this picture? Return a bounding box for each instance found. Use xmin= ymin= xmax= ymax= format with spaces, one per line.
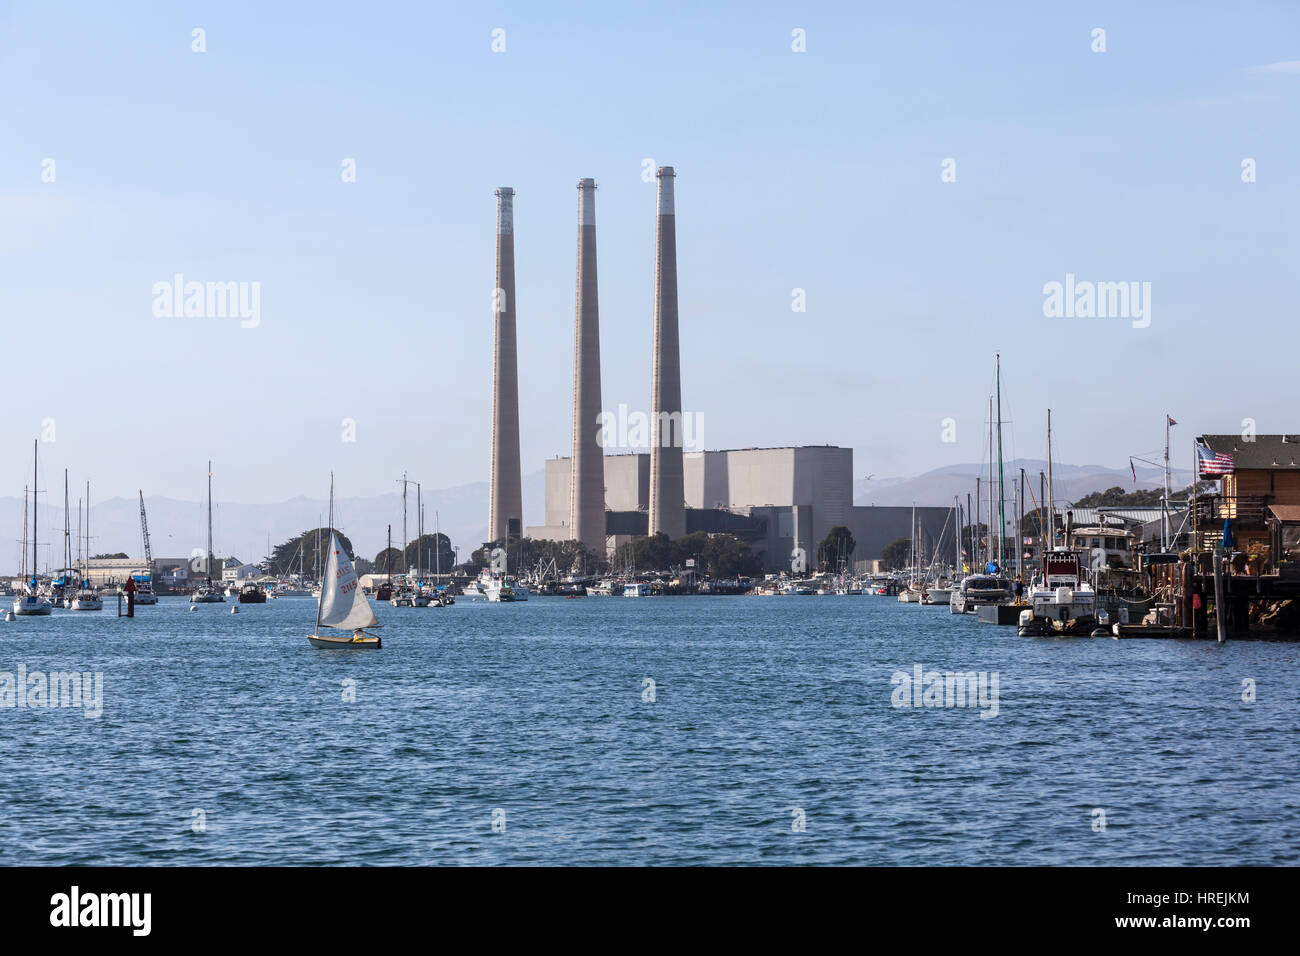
xmin=1 ymin=595 xmax=1297 ymax=865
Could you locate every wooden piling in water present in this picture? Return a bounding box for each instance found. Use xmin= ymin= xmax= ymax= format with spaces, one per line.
xmin=1213 ymin=550 xmax=1227 ymax=643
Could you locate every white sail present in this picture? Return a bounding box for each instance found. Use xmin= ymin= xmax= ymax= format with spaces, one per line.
xmin=318 ymin=532 xmax=378 ymax=630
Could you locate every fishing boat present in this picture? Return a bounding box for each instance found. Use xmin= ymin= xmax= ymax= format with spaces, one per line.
xmin=190 ymin=462 xmax=225 ymax=603
xmin=1018 ymin=549 xmax=1097 ymax=636
xmin=13 ymin=442 xmax=52 ymax=616
xmin=238 ymin=583 xmax=267 ymax=604
xmin=308 ymin=477 xmax=381 ymax=649
xmin=1017 ymin=411 xmax=1098 ymax=635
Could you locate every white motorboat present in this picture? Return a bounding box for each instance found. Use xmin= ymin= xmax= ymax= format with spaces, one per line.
xmin=949 ymin=575 xmax=1014 ymax=614
xmin=133 ymin=582 xmax=159 ymax=605
xmin=1019 ymin=550 xmax=1098 ymax=635
xmin=623 ymin=582 xmax=651 ymax=597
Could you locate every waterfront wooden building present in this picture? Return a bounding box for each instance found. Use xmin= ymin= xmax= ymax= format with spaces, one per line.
xmin=1194 ymin=434 xmax=1300 ymax=567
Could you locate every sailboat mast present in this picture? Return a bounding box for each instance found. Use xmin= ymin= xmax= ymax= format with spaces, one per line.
xmin=435 ymin=511 xmax=441 ymax=581
xmin=313 ymin=474 xmax=332 ymax=638
xmin=64 ymin=471 xmax=70 ymax=575
xmin=32 ymin=440 xmax=39 ymax=585
xmin=987 ymin=398 xmax=994 ymax=570
xmin=417 ymin=484 xmax=423 ymax=582
xmin=206 ymin=461 xmax=214 ymax=584
xmin=996 ymin=354 xmax=1006 ymax=570
xmin=86 ymin=481 xmax=91 ymax=585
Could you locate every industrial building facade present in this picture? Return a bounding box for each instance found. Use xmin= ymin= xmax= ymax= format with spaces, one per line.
xmin=527 ymin=445 xmax=951 ymax=571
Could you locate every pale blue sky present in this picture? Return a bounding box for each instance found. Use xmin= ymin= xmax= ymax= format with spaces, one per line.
xmin=1 ymin=0 xmax=1296 ymax=506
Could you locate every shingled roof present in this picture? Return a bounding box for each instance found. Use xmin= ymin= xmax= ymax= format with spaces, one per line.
xmin=1199 ymin=435 xmax=1300 ymax=470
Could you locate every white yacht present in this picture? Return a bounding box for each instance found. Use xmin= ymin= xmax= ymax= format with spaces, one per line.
xmin=132 ymin=580 xmax=159 ymax=605
xmin=623 ymin=582 xmax=651 ymax=597
xmin=69 ymin=584 xmax=102 ymax=611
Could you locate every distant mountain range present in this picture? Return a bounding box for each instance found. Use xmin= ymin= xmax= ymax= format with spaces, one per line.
xmin=854 ymin=459 xmax=1192 ymax=510
xmin=1 ymin=459 xmax=1189 ymax=575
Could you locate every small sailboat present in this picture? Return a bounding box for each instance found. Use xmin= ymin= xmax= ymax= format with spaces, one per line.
xmin=70 ymin=484 xmax=103 ymax=611
xmin=14 ymin=441 xmax=52 ymax=617
xmin=308 ymin=477 xmax=381 ymax=649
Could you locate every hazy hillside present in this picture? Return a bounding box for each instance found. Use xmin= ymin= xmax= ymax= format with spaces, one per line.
xmin=0 ymin=470 xmax=546 ymax=575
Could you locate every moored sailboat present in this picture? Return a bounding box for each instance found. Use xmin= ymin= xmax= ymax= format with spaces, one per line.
xmin=308 ymin=477 xmax=381 ymax=649
xmin=13 ymin=441 xmax=52 ymax=616
xmin=190 ymin=461 xmax=225 ymax=603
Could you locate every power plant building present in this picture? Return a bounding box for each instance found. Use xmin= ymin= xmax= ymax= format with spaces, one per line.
xmin=527 ymin=446 xmax=951 ymax=571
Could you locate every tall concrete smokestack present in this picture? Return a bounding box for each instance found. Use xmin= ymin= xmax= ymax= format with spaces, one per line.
xmin=489 ymin=186 xmax=522 ymax=544
xmin=569 ymin=178 xmax=606 ymax=554
xmin=649 ymin=166 xmax=686 ymax=539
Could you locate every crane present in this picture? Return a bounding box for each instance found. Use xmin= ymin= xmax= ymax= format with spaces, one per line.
xmin=139 ymin=490 xmax=153 ymax=568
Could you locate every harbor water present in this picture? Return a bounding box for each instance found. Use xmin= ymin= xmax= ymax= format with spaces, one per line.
xmin=1 ymin=595 xmax=1296 ymax=865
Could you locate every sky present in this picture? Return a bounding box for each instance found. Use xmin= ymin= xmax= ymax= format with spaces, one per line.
xmin=1 ymin=0 xmax=1296 ymax=514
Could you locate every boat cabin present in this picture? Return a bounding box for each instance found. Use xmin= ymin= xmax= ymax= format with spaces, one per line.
xmin=1067 ymin=526 xmax=1135 ymax=569
xmin=1041 ymin=549 xmax=1086 ymax=588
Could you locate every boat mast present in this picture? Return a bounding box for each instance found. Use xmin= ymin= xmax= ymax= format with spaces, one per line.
xmin=1046 ymin=411 xmax=1054 ymax=553
xmin=996 ymin=354 xmax=1006 ymax=570
xmin=955 ymin=496 xmax=961 ymax=574
xmin=417 ymin=483 xmax=423 ymax=585
xmin=313 ymin=474 xmax=332 ymax=637
xmin=987 ymin=399 xmax=994 ymax=570
xmin=386 ymin=525 xmax=392 ymax=584
xmin=31 ymin=440 xmax=38 ymax=588
xmin=434 ymin=511 xmax=441 ymax=583
xmin=1162 ymin=413 xmax=1171 ymax=552
xmin=85 ymin=481 xmax=91 ymax=586
xmin=63 ymin=470 xmax=70 ymax=579
xmin=206 ymin=461 xmax=214 ymax=585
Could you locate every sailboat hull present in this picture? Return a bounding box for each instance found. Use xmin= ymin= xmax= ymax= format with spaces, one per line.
xmin=308 ymin=632 xmax=382 ymax=649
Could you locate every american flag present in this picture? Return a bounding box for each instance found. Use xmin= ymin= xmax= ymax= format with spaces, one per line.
xmin=1197 ymin=442 xmax=1234 ymax=476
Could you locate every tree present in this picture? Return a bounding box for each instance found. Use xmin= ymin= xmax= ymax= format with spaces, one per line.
xmin=611 ymin=532 xmax=759 ymax=577
xmin=92 ymin=552 xmax=129 ymax=560
xmin=373 ymin=547 xmax=403 ymax=574
xmin=816 ymin=525 xmax=856 ymax=571
xmin=403 ymin=533 xmax=455 ymax=575
xmin=268 ymin=528 xmax=353 ymax=576
xmin=880 ymin=536 xmax=911 ymax=570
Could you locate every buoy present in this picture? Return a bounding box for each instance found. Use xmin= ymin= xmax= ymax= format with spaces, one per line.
xmin=230 ymin=606 xmax=238 ymax=614
xmin=3 ymin=611 xmax=14 ymax=622
xmin=188 ymin=605 xmax=198 ymax=612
